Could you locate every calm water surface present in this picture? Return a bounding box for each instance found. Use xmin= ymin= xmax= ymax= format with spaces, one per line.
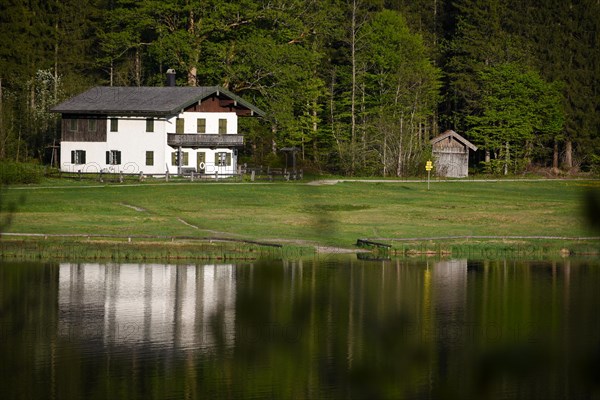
xmin=1 ymin=257 xmax=600 ymax=399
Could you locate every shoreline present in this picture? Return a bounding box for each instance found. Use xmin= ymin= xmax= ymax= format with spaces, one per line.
xmin=1 ymin=234 xmax=598 ymax=263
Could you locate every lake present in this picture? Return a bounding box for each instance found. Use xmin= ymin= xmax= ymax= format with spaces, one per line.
xmin=1 ymin=256 xmax=600 ymax=399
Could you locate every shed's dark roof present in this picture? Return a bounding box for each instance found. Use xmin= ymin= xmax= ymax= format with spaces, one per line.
xmin=51 ymin=86 xmax=265 ymax=117
xmin=430 ymin=130 xmax=477 ymax=151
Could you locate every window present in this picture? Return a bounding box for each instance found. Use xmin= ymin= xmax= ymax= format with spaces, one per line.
xmin=171 ymin=151 xmax=189 ymax=166
xmin=69 ymin=119 xmax=77 ymax=131
xmin=218 ymin=119 xmax=227 ymax=135
xmin=146 ymin=118 xmax=154 ymax=132
xmin=145 ymin=151 xmax=154 ymax=166
xmin=110 ymin=118 xmax=118 ymax=132
xmin=88 ymin=119 xmax=97 ymax=132
xmin=70 ymin=150 xmax=86 ymax=164
xmin=196 ymin=118 xmax=206 ymax=133
xmin=176 ymin=118 xmax=184 ymax=134
xmin=106 ymin=150 xmax=122 ymax=165
xmin=215 ymin=152 xmax=231 ymax=167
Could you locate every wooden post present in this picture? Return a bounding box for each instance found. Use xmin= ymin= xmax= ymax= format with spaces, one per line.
xmin=165 ymin=170 xmax=169 ymax=182
xmin=78 ymin=170 xmax=82 ymax=181
xmin=251 ymin=170 xmax=255 ymax=182
xmin=215 ymin=171 xmax=219 ymax=180
xmin=427 ymin=170 xmax=430 ymax=191
xmin=177 ymin=146 xmax=182 ymax=176
xmin=99 ymin=170 xmax=103 ymax=183
xmin=190 ymin=171 xmax=194 ymax=182
xmin=139 ymin=171 xmax=144 ymax=182
xmin=119 ymin=171 xmax=123 ymax=183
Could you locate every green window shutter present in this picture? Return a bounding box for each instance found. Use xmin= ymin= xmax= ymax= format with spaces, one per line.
xmin=71 ymin=151 xmax=75 ymax=164
xmin=176 ymin=118 xmax=184 ymax=134
xmin=110 ymin=118 xmax=118 ymax=132
xmin=116 ymin=151 xmax=122 ymax=165
xmin=226 ymin=153 xmax=231 ymax=166
xmin=172 ymin=152 xmax=177 ymax=165
xmin=197 ymin=118 xmax=206 ymax=133
xmin=214 ymin=153 xmax=219 ymax=165
xmin=218 ymin=119 xmax=227 ymax=134
xmin=106 ymin=151 xmax=110 ymax=164
xmin=183 ymin=152 xmax=189 ymax=166
xmin=81 ymin=151 xmax=86 ymax=164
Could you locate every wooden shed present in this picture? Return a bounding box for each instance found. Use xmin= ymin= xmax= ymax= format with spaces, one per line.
xmin=430 ymin=130 xmax=477 ymax=178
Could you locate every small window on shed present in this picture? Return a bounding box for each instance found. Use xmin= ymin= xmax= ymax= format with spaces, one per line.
xmin=110 ymin=118 xmax=118 ymax=132
xmin=69 ymin=119 xmax=77 ymax=131
xmin=88 ymin=119 xmax=97 ymax=132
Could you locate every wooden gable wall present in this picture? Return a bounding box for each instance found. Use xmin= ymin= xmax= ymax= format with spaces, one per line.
xmin=184 ymin=94 xmax=253 ymax=116
xmin=61 ymin=115 xmax=107 ymax=142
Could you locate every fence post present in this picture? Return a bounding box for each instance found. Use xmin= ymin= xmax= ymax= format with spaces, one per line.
xmin=251 ymin=170 xmax=255 ymax=182
xmin=165 ymin=170 xmax=169 ymax=182
xmin=190 ymin=171 xmax=194 ymax=182
xmin=99 ymin=170 xmax=103 ymax=183
xmin=215 ymin=171 xmax=219 ymax=180
xmin=139 ymin=171 xmax=144 ymax=182
xmin=78 ymin=169 xmax=82 ymax=181
xmin=119 ymin=171 xmax=123 ymax=183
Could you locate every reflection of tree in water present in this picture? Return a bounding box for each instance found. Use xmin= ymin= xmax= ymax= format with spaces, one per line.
xmin=584 ymin=188 xmax=600 ymax=233
xmin=0 ymin=188 xmax=23 ymax=234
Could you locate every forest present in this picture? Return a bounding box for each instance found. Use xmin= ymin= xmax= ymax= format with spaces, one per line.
xmin=0 ymin=0 xmax=598 ymax=176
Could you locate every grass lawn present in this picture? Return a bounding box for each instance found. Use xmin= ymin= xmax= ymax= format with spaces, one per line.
xmin=1 ymin=179 xmax=599 ymax=256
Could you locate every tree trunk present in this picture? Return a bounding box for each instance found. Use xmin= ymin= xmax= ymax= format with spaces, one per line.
xmin=564 ymin=140 xmax=573 ymax=169
xmin=188 ymin=66 xmax=197 ymax=86
xmin=110 ymin=60 xmax=114 ymax=87
xmin=396 ymin=117 xmax=403 ymax=177
xmin=382 ymin=135 xmax=387 ymax=177
xmin=312 ymin=104 xmax=318 ymax=165
xmin=504 ymin=141 xmax=509 ymax=175
xmin=0 ymin=78 xmax=4 ymax=159
xmin=135 ymin=47 xmax=141 ymax=87
xmin=350 ymin=0 xmax=357 ymax=174
xmin=553 ymin=139 xmax=559 ymax=170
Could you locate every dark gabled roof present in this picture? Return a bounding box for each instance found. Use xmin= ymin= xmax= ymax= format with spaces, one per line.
xmin=430 ymin=130 xmax=478 ymax=151
xmin=51 ymin=86 xmax=265 ymax=117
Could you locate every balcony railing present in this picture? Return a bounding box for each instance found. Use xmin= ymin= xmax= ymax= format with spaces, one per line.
xmin=167 ymin=133 xmax=244 ymax=148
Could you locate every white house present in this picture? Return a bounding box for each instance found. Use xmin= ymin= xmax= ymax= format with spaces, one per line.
xmin=51 ymin=84 xmax=265 ymax=176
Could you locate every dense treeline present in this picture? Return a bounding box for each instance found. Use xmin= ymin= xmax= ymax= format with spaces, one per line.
xmin=0 ymin=0 xmax=598 ymax=176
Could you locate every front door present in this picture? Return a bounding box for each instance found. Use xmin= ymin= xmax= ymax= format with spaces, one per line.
xmin=197 ymin=151 xmax=206 ymax=173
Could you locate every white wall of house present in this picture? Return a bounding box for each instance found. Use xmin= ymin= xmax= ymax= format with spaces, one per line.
xmin=166 ymin=112 xmax=238 ymax=134
xmin=61 ymin=112 xmax=240 ymax=176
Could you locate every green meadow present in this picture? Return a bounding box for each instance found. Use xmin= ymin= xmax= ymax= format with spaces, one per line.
xmin=1 ymin=179 xmax=599 ymax=259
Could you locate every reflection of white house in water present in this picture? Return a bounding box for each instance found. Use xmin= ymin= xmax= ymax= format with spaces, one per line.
xmin=59 ymin=263 xmax=236 ymax=351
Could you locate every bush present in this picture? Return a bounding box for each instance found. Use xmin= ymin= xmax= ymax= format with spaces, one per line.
xmin=0 ymin=161 xmax=43 ymax=184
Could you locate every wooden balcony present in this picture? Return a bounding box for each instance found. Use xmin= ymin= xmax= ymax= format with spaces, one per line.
xmin=167 ymin=133 xmax=244 ymax=148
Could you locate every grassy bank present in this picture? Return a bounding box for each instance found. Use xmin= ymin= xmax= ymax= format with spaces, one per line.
xmin=1 ymin=179 xmax=599 ymax=259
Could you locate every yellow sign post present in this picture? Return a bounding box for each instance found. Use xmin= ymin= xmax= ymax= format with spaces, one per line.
xmin=425 ymin=160 xmax=433 ymax=190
